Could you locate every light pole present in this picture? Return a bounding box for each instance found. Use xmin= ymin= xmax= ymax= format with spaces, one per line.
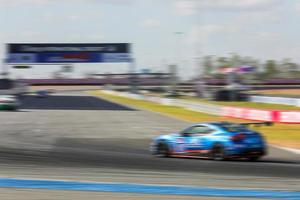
xmin=129 ymin=56 xmax=138 ymax=94
xmin=174 ymin=31 xmax=184 ymax=71
xmin=170 ymin=32 xmax=184 ymax=96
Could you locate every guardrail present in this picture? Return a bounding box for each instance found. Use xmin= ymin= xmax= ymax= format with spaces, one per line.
xmin=102 ymin=90 xmax=300 ymax=123
xmin=250 ymin=95 xmax=300 ymax=107
xmin=171 ymin=99 xmax=221 ymax=116
xmin=222 ymin=107 xmax=300 ymax=124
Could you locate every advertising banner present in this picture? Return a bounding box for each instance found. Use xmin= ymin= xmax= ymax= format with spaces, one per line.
xmin=6 ymin=43 xmax=131 ymax=63
xmin=222 ymin=106 xmax=300 ymax=123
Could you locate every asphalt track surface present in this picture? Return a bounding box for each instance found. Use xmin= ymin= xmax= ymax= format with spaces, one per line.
xmin=19 ymin=95 xmax=135 ymax=110
xmin=0 ymin=94 xmax=298 ymax=178
xmin=0 ymin=93 xmax=299 ymax=199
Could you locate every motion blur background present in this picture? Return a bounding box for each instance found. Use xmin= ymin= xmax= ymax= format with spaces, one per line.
xmin=0 ymin=0 xmax=299 ymax=80
xmin=0 ymin=0 xmax=300 ymax=200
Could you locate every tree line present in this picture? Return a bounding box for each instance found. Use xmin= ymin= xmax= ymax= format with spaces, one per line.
xmin=202 ymin=53 xmax=300 ymax=79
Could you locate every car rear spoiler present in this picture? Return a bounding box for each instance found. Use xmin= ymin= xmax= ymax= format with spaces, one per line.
xmin=240 ymin=122 xmax=273 ymax=127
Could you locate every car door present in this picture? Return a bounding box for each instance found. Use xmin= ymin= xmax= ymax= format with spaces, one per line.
xmin=180 ymin=125 xmax=213 ymax=155
xmin=172 ymin=126 xmax=198 ymax=155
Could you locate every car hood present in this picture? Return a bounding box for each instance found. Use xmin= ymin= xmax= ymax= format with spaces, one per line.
xmin=154 ymin=133 xmax=179 ymax=141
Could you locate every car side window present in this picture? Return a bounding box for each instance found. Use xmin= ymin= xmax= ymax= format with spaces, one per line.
xmin=183 ymin=126 xmax=213 ymax=136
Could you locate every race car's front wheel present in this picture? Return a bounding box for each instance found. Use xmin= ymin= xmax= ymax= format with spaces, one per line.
xmin=210 ymin=145 xmax=226 ymax=161
xmin=156 ymin=142 xmax=170 ymax=158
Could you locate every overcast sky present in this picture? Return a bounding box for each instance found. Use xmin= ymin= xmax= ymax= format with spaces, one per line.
xmin=0 ymin=0 xmax=299 ymax=78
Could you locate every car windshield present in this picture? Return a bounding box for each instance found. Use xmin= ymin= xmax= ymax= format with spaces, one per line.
xmin=219 ymin=124 xmax=250 ymax=133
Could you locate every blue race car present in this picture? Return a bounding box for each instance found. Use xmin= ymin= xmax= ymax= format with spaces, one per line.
xmin=150 ymin=121 xmax=272 ymax=161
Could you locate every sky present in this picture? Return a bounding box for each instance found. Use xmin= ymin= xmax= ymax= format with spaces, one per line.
xmin=0 ymin=0 xmax=299 ymax=79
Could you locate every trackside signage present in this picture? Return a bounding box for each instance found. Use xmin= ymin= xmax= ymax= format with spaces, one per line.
xmin=278 ymin=112 xmax=300 ymax=123
xmin=222 ymin=107 xmax=274 ymax=121
xmin=222 ymin=107 xmax=300 ymax=123
xmin=6 ymin=43 xmax=131 ymax=63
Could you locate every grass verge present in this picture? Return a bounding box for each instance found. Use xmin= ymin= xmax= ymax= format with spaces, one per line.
xmin=91 ymin=91 xmax=300 ymax=149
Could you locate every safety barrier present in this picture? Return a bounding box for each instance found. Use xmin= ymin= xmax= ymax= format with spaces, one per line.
xmin=277 ymin=111 xmax=300 ymax=123
xmin=102 ymin=90 xmax=300 ymax=123
xmin=222 ymin=107 xmax=274 ymax=121
xmin=171 ymin=99 xmax=221 ymax=115
xmin=222 ymin=107 xmax=300 ymax=124
xmin=250 ymin=95 xmax=300 ymax=107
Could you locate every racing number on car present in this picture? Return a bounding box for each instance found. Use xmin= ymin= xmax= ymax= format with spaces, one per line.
xmin=190 ymin=138 xmax=199 ymax=145
xmin=186 ymin=138 xmax=203 ymax=149
xmin=175 ymin=138 xmax=185 ymax=153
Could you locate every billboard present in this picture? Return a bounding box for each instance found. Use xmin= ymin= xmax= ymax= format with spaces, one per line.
xmin=6 ymin=43 xmax=131 ymax=63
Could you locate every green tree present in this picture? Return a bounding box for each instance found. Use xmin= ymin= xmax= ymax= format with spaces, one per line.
xmin=202 ymin=56 xmax=214 ymax=76
xmin=228 ymin=53 xmax=241 ymax=67
xmin=264 ymin=60 xmax=278 ymax=78
xmin=288 ymin=63 xmax=299 ymax=75
xmin=215 ymin=57 xmax=230 ymax=74
xmin=280 ymin=58 xmax=299 ymax=78
xmin=216 ymin=57 xmax=229 ymax=67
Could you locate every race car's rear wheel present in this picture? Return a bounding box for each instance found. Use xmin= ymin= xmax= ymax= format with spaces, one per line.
xmin=156 ymin=143 xmax=170 ymax=157
xmin=211 ymin=145 xmax=226 ymax=161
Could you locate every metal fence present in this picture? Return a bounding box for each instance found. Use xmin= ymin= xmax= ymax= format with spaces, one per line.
xmin=250 ymin=95 xmax=300 ymax=107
